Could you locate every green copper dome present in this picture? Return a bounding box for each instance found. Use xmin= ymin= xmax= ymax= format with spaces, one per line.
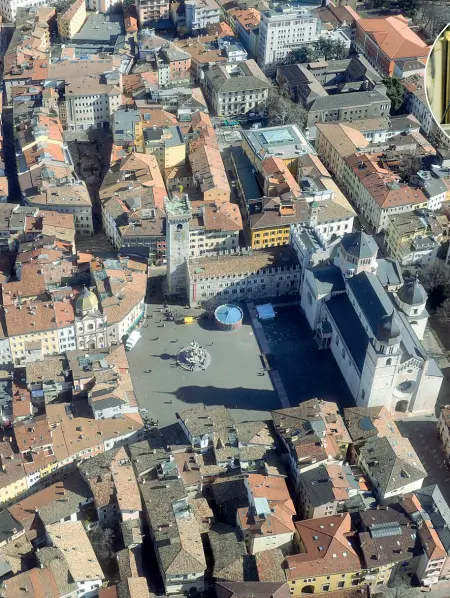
xmin=76 ymin=287 xmax=98 ymax=313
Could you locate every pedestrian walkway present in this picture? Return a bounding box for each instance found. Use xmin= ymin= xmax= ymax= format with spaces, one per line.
xmin=247 ymin=302 xmax=291 ymax=408
xmin=423 ymin=324 xmax=450 ymax=369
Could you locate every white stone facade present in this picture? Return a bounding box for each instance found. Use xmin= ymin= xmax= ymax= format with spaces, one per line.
xmin=57 ymin=325 xmax=77 ymax=353
xmin=300 ymin=232 xmax=443 ymax=415
xmin=165 ymin=196 xmax=192 ymax=296
xmin=0 ymin=338 xmax=12 ymax=366
xmin=188 ymin=260 xmax=301 ymax=307
xmin=106 ymin=299 xmax=145 ymax=344
xmin=75 ymin=314 xmax=108 ymax=351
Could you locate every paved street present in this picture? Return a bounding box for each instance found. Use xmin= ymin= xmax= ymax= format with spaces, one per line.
xmin=397 ymin=418 xmax=450 ymax=506
xmin=126 ymin=301 xmax=279 ymax=427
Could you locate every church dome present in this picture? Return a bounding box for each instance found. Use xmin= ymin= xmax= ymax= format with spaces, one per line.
xmin=377 ymin=311 xmax=401 ymax=344
xmin=397 ymin=277 xmax=427 ymax=306
xmin=76 ymin=287 xmax=98 ymax=314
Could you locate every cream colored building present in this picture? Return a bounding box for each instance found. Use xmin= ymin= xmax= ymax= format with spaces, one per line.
xmin=0 ymin=440 xmax=28 ymax=506
xmin=315 ymin=122 xmax=370 ymax=181
xmin=189 ymin=203 xmax=242 ymax=257
xmin=48 ymin=522 xmax=104 ymax=596
xmin=57 ymin=0 xmax=86 ymax=41
xmin=23 ymin=184 xmax=93 ymax=236
xmin=143 ymin=125 xmax=185 ymax=174
xmin=5 ymin=303 xmax=60 ymax=366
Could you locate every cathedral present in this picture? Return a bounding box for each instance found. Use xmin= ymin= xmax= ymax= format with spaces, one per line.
xmin=300 ymin=231 xmax=443 ymax=414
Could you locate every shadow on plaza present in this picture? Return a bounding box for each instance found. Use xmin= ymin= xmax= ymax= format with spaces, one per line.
xmin=396 ymin=419 xmax=450 ymax=505
xmin=155 ymin=384 xmax=278 ymax=412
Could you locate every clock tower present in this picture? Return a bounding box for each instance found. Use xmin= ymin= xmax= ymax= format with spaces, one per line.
xmin=165 ymin=195 xmax=191 ymax=297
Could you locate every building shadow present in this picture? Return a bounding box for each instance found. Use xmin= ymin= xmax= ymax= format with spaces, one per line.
xmin=396 ymin=419 xmax=450 ymax=505
xmin=159 ymin=384 xmax=279 ymax=412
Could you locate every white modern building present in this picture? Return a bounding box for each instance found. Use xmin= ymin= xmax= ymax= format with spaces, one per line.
xmin=257 ymin=7 xmax=319 ymax=75
xmin=301 ymin=231 xmax=443 ymax=415
xmin=185 ymin=0 xmax=220 ymax=33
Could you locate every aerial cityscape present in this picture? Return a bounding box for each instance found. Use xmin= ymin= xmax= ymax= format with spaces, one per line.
xmin=0 ymin=0 xmax=449 ymax=596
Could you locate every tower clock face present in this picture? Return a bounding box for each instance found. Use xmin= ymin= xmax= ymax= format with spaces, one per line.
xmin=175 ymin=222 xmax=185 ymax=242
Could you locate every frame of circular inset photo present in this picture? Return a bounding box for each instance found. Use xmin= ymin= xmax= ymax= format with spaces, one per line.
xmin=426 ymin=24 xmax=450 ymax=138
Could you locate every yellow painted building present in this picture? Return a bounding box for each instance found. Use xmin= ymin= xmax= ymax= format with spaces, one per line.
xmin=9 ymin=328 xmax=60 ymax=366
xmin=135 ymin=121 xmax=145 ymax=153
xmin=251 ymin=226 xmax=290 ymax=249
xmin=249 ymin=197 xmax=304 ymax=249
xmin=143 ymin=125 xmax=185 ymax=175
xmin=286 ymin=515 xmax=365 ymax=596
xmin=288 ymin=570 xmax=364 ymax=595
xmin=0 ymin=442 xmax=28 ymax=506
xmin=57 ymin=0 xmax=87 ymax=41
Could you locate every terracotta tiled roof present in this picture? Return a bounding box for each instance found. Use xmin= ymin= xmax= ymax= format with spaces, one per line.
xmin=285 ymin=514 xmax=362 ymax=579
xmin=357 ymin=15 xmax=429 ymax=60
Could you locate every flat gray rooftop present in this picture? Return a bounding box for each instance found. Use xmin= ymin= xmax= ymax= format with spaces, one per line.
xmin=70 ymin=13 xmax=124 ymax=47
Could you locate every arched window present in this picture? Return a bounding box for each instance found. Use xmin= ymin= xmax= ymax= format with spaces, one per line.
xmin=361 ymin=390 xmax=365 ymax=400
xmin=177 ymin=223 xmax=183 ymax=231
xmin=301 ymin=587 xmax=315 ymax=594
xmin=386 ymin=358 xmax=392 ymax=365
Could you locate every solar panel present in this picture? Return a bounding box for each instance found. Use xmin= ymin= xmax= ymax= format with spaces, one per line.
xmin=370 ymin=523 xmax=402 ymax=538
xmin=359 ymin=416 xmax=375 ymax=431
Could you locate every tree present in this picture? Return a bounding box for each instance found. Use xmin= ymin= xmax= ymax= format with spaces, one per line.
xmin=88 ymin=526 xmax=115 ymax=563
xmin=384 ymin=583 xmax=411 ymax=598
xmin=419 ymin=260 xmax=450 ymax=308
xmin=287 ymin=45 xmax=319 ymax=64
xmin=384 ymin=568 xmax=414 ymax=598
xmin=287 ymin=38 xmax=348 ymax=64
xmin=53 ymin=0 xmax=75 ymax=13
xmin=398 ymin=0 xmax=420 ymax=17
xmin=419 ymin=260 xmax=450 ymax=293
xmin=260 ymin=85 xmax=307 ymax=129
xmin=383 ymin=77 xmax=406 ymax=113
xmin=313 ymin=38 xmax=348 ymax=61
xmin=436 ymin=297 xmax=450 ymax=323
xmin=414 ymin=1 xmax=450 ymax=40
